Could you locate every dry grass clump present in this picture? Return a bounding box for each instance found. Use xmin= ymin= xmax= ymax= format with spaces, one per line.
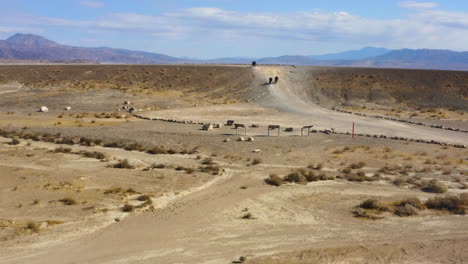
xmin=393 ymin=198 xmax=425 ymax=216
xmin=54 ymin=147 xmax=106 ymax=160
xmin=54 ymin=147 xmax=72 ymax=153
xmin=103 ymin=140 xmax=126 ymax=149
xmin=284 ymin=171 xmax=308 ymax=185
xmin=425 ymin=195 xmax=467 ymax=214
xmin=348 ymin=161 xmax=366 ymax=169
xmin=359 ymin=199 xmax=382 ymax=210
xmin=265 ymin=169 xmax=334 ymax=186
xmin=112 ymin=159 xmax=135 ymax=169
xmin=241 ymin=212 xmax=255 ymax=219
xmin=143 ymin=163 xmax=168 ymax=171
xmin=265 ymin=174 xmax=285 ymax=186
xmin=353 ymin=197 xmax=425 ymax=219
xmin=124 ymin=143 xmax=146 ymax=151
xmin=251 ymin=158 xmax=262 ymax=165
xmin=122 ymin=204 xmax=135 ymax=212
xmin=421 ymin=181 xmax=448 ymax=193
xmin=59 ymin=197 xmax=77 ymax=205
xmin=201 ymin=157 xmax=215 ymax=165
xmin=137 ymin=195 xmax=152 ymax=202
xmin=199 ymin=165 xmax=223 ymax=175
xmin=8 ymin=138 xmax=21 ymax=145
xmin=175 ymin=166 xmax=195 ymax=174
xmin=104 ymin=187 xmax=138 ymax=195
xmin=145 ymin=146 xmax=168 ymax=154
xmin=78 ymin=150 xmax=107 ymax=160
xmin=25 ymin=222 xmax=41 ymax=233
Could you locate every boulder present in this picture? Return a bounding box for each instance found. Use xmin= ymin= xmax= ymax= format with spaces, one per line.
xmin=237 ymin=137 xmax=245 ymax=142
xmin=39 ymin=106 xmax=48 ymax=112
xmin=223 ymin=138 xmax=231 ymax=142
xmin=65 ymin=106 xmax=71 ymax=111
xmin=247 ymin=137 xmax=254 ymax=142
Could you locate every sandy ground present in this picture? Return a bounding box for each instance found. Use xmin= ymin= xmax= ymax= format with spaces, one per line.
xmin=0 ymin=65 xmax=467 ymax=264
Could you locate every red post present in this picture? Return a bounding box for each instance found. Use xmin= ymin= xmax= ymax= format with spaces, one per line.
xmin=352 ymin=122 xmax=355 ymax=138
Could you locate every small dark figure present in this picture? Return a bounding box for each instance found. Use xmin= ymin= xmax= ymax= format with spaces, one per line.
xmin=274 ymin=76 xmax=279 ymax=83
xmin=269 ymin=77 xmax=273 ymax=84
xmin=251 ymin=61 xmax=257 ymax=67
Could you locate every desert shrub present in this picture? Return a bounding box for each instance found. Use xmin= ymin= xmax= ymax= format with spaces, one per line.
xmin=284 ymin=171 xmax=308 ymax=185
xmin=79 ymin=150 xmax=107 ymax=160
xmin=394 ymin=198 xmax=425 ymax=210
xmin=184 ymin=167 xmax=195 ymax=174
xmin=59 ymin=197 xmax=77 ymax=205
xmin=137 ymin=195 xmax=151 ymax=202
xmin=265 ymin=174 xmax=285 ymax=186
xmin=351 ymin=208 xmax=382 ymax=220
xmin=425 ymin=195 xmax=466 ymax=214
xmin=104 ymin=141 xmax=126 ymax=149
xmin=341 ymin=168 xmax=352 ymax=173
xmin=349 ymin=162 xmax=366 ymax=169
xmin=393 ymin=198 xmax=424 ymax=216
xmin=26 ymin=222 xmax=41 ymax=233
xmin=392 ymin=177 xmax=406 ymax=186
xmin=104 ymin=187 xmax=135 ymax=197
xmin=154 ymin=164 xmax=167 ymax=169
xmin=8 ymin=138 xmax=20 ymax=145
xmin=422 ymin=181 xmax=448 ymax=193
xmin=122 ymin=204 xmax=135 ymax=212
xmin=124 ymin=143 xmax=146 ymax=151
xmin=112 ymin=159 xmax=135 ymax=169
xmin=251 ymin=158 xmax=262 ymax=165
xmin=242 ymin=212 xmax=253 ymax=219
xmin=199 ymin=165 xmax=222 ymax=175
xmin=359 ymin=199 xmax=381 ymax=210
xmin=146 ymin=146 xmax=167 ymax=154
xmin=167 ymin=148 xmax=178 ymax=154
xmin=304 ymin=171 xmax=319 ymax=182
xmin=201 ymin=157 xmax=215 ymax=165
xmin=342 ymin=173 xmax=374 ymax=182
xmin=54 ymin=147 xmax=72 ymax=153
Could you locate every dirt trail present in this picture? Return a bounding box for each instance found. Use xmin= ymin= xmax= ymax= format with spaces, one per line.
xmin=144 ymin=66 xmax=467 ymax=145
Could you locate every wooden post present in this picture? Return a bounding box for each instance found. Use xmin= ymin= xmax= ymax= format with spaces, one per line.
xmin=352 ymin=122 xmax=355 ymax=138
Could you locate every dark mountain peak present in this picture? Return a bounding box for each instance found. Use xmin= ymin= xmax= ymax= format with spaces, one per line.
xmin=6 ymin=33 xmax=58 ymax=48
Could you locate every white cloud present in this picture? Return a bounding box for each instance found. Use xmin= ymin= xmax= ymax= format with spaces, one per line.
xmin=3 ymin=4 xmax=468 ymax=52
xmin=79 ymin=1 xmax=104 ymax=8
xmin=399 ymin=1 xmax=439 ymax=9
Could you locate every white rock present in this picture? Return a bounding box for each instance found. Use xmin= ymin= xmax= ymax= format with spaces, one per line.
xmin=223 ymin=138 xmax=231 ymax=142
xmin=247 ymin=137 xmax=254 ymax=142
xmin=39 ymin=106 xmax=48 ymax=112
xmin=252 ymin=149 xmax=261 ymax=153
xmin=237 ymin=137 xmax=245 ymax=142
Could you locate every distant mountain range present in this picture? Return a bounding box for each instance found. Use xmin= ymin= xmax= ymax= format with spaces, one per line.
xmin=309 ymin=47 xmax=391 ymax=61
xmin=1 ymin=33 xmax=468 ymax=71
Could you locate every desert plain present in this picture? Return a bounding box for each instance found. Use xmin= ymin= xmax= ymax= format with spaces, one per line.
xmin=0 ymin=64 xmax=467 ymax=264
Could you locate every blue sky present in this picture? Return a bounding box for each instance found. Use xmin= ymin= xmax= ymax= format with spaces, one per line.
xmin=1 ymin=0 xmax=468 ymax=58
